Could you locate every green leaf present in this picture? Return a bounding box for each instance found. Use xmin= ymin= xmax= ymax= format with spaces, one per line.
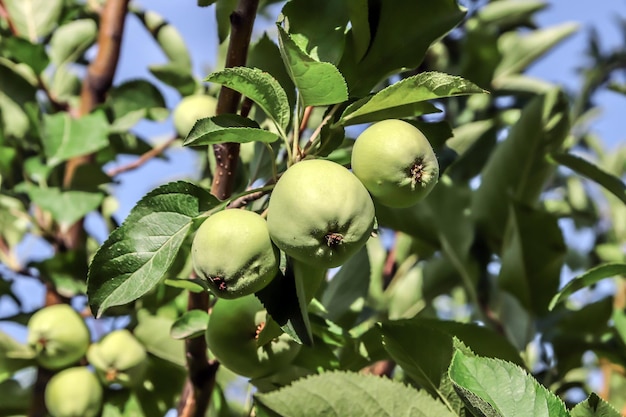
xmin=276 ymin=25 xmax=348 ymax=107
xmin=571 ymin=393 xmax=622 ymax=417
xmin=0 ymin=331 xmax=36 ymax=380
xmin=42 ymin=110 xmax=110 ymax=167
xmin=476 ymin=0 xmax=547 ymax=26
xmin=49 ymin=19 xmax=97 ymax=65
xmin=87 ymin=181 xmax=219 ymax=317
xmin=551 ymin=152 xmax=626 ymax=205
xmin=135 ymin=310 xmax=186 ymax=367
xmin=183 ymin=114 xmax=280 ymax=146
xmin=0 ymin=378 xmax=32 ymax=415
xmin=206 ymin=67 xmax=290 ymax=132
xmin=0 ymin=61 xmax=36 ymax=139
xmin=449 ymin=348 xmax=569 ymax=417
xmin=338 ymin=0 xmax=466 ymax=95
xmin=345 ymin=0 xmax=370 ymax=62
xmin=149 ymin=62 xmax=197 ymax=96
xmin=255 ymin=371 xmax=457 ymax=417
xmin=0 ymin=36 xmax=49 ymax=74
xmin=380 ymin=317 xmax=523 ymax=406
xmin=108 ymin=79 xmax=167 ymax=132
xmin=3 ymin=0 xmax=64 ymax=41
xmin=495 ymin=23 xmax=579 ymax=80
xmin=498 ymin=203 xmax=566 ymax=316
xmin=170 ymin=310 xmax=209 ymax=340
xmin=445 ymin=119 xmax=497 ymax=181
xmin=135 ymin=10 xmax=192 ymax=69
xmin=256 ymin=259 xmax=325 ymax=346
xmin=281 ymin=0 xmax=349 ymax=64
xmin=248 ymin=33 xmax=297 ymax=108
xmin=472 ymin=88 xmax=570 ymax=248
xmin=30 ymin=250 xmax=88 ymax=298
xmin=321 ymin=246 xmax=370 ymax=326
xmin=549 ymin=263 xmax=626 ymax=311
xmin=339 ymin=72 xmax=486 ymax=126
xmin=26 ymin=186 xmax=104 ymax=227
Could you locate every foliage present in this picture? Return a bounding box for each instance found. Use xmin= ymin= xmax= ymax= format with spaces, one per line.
xmin=0 ymin=0 xmax=625 ymax=416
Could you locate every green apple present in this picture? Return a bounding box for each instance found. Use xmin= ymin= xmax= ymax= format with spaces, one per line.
xmin=173 ymin=94 xmax=217 ymax=137
xmin=266 ymin=159 xmax=375 ymax=268
xmin=87 ymin=329 xmax=147 ymax=388
xmin=27 ymin=304 xmax=90 ymax=370
xmin=45 ymin=367 xmax=103 ymax=417
xmin=351 ymin=119 xmax=439 ymax=208
xmin=206 ymin=295 xmax=300 ymax=379
xmin=192 ymin=209 xmax=279 ymax=298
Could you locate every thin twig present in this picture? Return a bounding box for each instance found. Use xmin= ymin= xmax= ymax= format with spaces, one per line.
xmin=63 ymin=0 xmax=130 ymax=188
xmin=301 ymin=103 xmax=341 ymax=157
xmin=106 ymin=136 xmax=177 ymax=177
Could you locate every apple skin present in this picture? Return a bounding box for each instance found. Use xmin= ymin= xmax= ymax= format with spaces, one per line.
xmin=173 ymin=94 xmax=217 ymax=138
xmin=87 ymin=329 xmax=148 ymax=388
xmin=27 ymin=304 xmax=90 ymax=370
xmin=266 ymin=159 xmax=375 ymax=268
xmin=44 ymin=367 xmax=103 ymax=417
xmin=192 ymin=209 xmax=279 ymax=299
xmin=351 ymin=119 xmax=439 ymax=208
xmin=205 ymin=295 xmax=300 ymax=379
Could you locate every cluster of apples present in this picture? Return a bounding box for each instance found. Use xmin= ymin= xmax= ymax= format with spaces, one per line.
xmin=26 ymin=305 xmax=147 ymax=417
xmin=192 ymin=119 xmax=439 ymax=379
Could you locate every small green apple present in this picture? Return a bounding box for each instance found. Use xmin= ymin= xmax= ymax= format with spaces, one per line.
xmin=173 ymin=94 xmax=217 ymax=138
xmin=192 ymin=209 xmax=279 ymax=298
xmin=45 ymin=367 xmax=103 ymax=417
xmin=27 ymin=304 xmax=90 ymax=370
xmin=87 ymin=329 xmax=148 ymax=388
xmin=351 ymin=119 xmax=439 ymax=208
xmin=266 ymin=159 xmax=375 ymax=268
xmin=206 ymin=295 xmax=301 ymax=379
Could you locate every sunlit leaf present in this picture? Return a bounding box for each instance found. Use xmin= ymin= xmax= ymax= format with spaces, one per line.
xmin=206 ymin=67 xmax=291 ymax=132
xmin=549 ymin=263 xmax=626 ymax=311
xmin=183 ymin=114 xmax=280 ymax=146
xmin=255 ymin=371 xmax=457 ymax=417
xmin=277 ymin=25 xmax=348 ymax=107
xmin=87 ymin=181 xmax=219 ymax=317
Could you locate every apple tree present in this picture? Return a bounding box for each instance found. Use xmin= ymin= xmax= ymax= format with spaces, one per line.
xmin=1 ymin=0 xmax=625 ymax=416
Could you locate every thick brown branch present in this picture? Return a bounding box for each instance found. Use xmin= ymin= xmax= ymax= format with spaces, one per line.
xmin=178 ymin=291 xmax=219 ymax=417
xmin=64 ymin=0 xmax=130 ymax=188
xmin=179 ymin=2 xmax=260 ymax=417
xmin=210 ymin=0 xmax=260 ymax=200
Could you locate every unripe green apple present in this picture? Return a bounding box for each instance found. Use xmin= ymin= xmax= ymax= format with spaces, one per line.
xmin=206 ymin=295 xmax=300 ymax=379
xmin=45 ymin=367 xmax=103 ymax=417
xmin=173 ymin=94 xmax=217 ymax=137
xmin=267 ymin=159 xmax=375 ymax=268
xmin=351 ymin=119 xmax=439 ymax=208
xmin=87 ymin=329 xmax=148 ymax=388
xmin=192 ymin=209 xmax=279 ymax=298
xmin=27 ymin=304 xmax=90 ymax=370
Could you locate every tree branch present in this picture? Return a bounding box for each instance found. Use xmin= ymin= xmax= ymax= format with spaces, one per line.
xmin=179 ymin=2 xmax=260 ymax=417
xmin=210 ymin=0 xmax=259 ymax=200
xmin=63 ymin=0 xmax=130 ymax=188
